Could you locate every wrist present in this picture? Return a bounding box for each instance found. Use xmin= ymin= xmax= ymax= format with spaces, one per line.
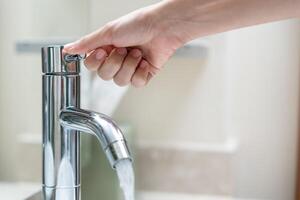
xmin=147 ymin=0 xmax=201 ymax=46
xmin=143 ymin=1 xmax=189 ymax=49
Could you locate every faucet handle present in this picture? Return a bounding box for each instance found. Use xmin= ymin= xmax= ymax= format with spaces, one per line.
xmin=64 ymin=53 xmax=86 ymax=63
xmin=41 ymin=45 xmax=84 ymax=74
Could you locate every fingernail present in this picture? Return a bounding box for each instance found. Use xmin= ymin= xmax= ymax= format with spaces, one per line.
xmin=140 ymin=60 xmax=148 ymax=69
xmin=130 ymin=49 xmax=142 ymax=58
xmin=116 ymin=48 xmax=127 ymax=55
xmin=96 ymin=49 xmax=106 ymax=60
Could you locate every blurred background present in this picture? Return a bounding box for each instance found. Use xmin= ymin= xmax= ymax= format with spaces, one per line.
xmin=0 ymin=0 xmax=300 ymax=200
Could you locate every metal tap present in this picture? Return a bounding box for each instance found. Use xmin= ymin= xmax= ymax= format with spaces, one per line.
xmin=41 ymin=45 xmax=132 ymax=200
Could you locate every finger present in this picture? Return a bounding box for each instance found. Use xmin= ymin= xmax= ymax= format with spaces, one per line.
xmin=97 ymin=47 xmax=127 ymax=81
xmin=101 ymin=45 xmax=114 ymax=55
xmin=83 ymin=45 xmax=114 ymax=71
xmin=113 ymin=49 xmax=142 ymax=86
xmin=131 ymin=60 xmax=154 ymax=87
xmin=64 ymin=25 xmax=113 ymax=54
xmin=84 ymin=48 xmax=107 ymax=71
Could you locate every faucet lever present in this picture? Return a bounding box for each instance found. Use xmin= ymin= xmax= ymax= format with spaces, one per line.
xmin=64 ymin=54 xmax=86 ymax=63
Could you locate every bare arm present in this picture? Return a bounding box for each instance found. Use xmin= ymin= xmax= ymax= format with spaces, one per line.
xmin=156 ymin=0 xmax=300 ymax=43
xmin=64 ymin=0 xmax=300 ymax=87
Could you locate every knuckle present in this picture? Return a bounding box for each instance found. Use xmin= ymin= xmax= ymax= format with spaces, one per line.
xmin=113 ymin=77 xmax=129 ymax=87
xmin=97 ymin=69 xmax=112 ymax=81
xmin=131 ymin=76 xmax=146 ymax=88
xmin=108 ymin=59 xmax=120 ymax=67
xmin=126 ymin=60 xmax=139 ymax=69
xmin=107 ymin=52 xmax=124 ymax=64
xmin=84 ymin=58 xmax=98 ymax=71
xmin=83 ymin=59 xmax=92 ymax=67
xmin=102 ymin=22 xmax=115 ymax=44
xmin=77 ymin=37 xmax=88 ymax=48
xmin=132 ymin=81 xmax=146 ymax=88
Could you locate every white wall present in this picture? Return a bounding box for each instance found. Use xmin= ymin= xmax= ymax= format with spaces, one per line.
xmin=88 ymin=0 xmax=161 ymax=30
xmin=226 ymin=19 xmax=300 ymax=200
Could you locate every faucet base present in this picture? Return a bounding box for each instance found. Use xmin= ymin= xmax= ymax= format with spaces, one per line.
xmin=43 ymin=186 xmax=80 ymax=200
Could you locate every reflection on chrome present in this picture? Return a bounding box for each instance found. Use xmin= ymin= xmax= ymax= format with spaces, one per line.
xmin=41 ymin=46 xmax=132 ymax=200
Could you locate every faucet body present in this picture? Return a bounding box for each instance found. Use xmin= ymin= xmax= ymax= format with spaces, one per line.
xmin=42 ymin=46 xmax=131 ymax=200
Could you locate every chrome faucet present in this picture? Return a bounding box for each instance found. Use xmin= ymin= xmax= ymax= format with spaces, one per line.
xmin=41 ymin=45 xmax=132 ymax=200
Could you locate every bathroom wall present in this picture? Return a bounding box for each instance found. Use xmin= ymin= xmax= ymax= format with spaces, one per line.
xmin=226 ymin=19 xmax=300 ymax=200
xmin=88 ymin=0 xmax=161 ymax=29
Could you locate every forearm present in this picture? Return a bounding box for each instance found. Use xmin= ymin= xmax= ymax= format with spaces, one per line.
xmin=152 ymin=0 xmax=300 ymax=42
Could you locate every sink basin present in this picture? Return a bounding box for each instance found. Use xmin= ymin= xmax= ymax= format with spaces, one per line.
xmin=137 ymin=191 xmax=235 ymax=200
xmin=25 ymin=191 xmax=239 ymax=200
xmin=0 ymin=182 xmax=39 ymax=200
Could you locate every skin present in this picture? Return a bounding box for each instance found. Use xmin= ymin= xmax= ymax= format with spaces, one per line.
xmin=64 ymin=0 xmax=300 ymax=87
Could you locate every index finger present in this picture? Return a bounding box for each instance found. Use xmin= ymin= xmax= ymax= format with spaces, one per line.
xmin=64 ymin=25 xmax=112 ymax=54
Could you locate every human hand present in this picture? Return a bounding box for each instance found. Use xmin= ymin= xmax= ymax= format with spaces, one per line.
xmin=64 ymin=0 xmax=300 ymax=87
xmin=64 ymin=3 xmax=186 ymax=87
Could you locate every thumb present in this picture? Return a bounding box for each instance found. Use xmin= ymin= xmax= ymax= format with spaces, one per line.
xmin=64 ymin=26 xmax=112 ymax=54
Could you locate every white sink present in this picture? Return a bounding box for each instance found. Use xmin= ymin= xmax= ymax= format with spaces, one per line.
xmin=1 ymin=184 xmax=256 ymax=200
xmin=0 ymin=182 xmax=40 ymax=200
xmin=137 ymin=191 xmax=236 ymax=200
xmin=137 ymin=191 xmax=263 ymax=200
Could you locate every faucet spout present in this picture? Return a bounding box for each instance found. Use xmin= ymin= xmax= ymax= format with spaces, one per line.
xmin=59 ymin=107 xmax=131 ymax=168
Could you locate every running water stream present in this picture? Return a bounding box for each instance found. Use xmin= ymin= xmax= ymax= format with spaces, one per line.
xmin=115 ymin=159 xmax=135 ymax=200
